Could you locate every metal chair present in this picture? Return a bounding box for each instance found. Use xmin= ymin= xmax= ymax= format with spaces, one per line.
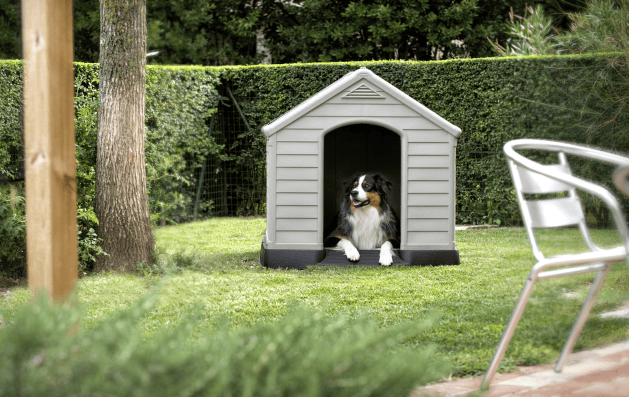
xmin=482 ymin=139 xmax=629 ymax=389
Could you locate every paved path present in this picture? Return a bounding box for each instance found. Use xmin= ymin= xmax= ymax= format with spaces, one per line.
xmin=414 ymin=340 xmax=629 ymax=397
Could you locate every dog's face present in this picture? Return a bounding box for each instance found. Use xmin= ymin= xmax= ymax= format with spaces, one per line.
xmin=346 ymin=174 xmax=392 ymax=209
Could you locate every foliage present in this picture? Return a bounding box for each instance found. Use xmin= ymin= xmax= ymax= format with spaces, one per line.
xmin=74 ymin=63 xmax=104 ymax=272
xmin=2 ymin=54 xmax=627 ymax=244
xmin=489 ymin=1 xmax=629 ymax=222
xmin=0 ymin=60 xmax=22 ymax=180
xmin=262 ymin=0 xmax=523 ymax=63
xmin=0 ymin=0 xmax=20 ymax=60
xmin=216 ymin=55 xmax=628 ymax=225
xmin=555 ymin=0 xmax=629 ymax=140
xmin=0 ymin=289 xmax=448 ymax=397
xmin=0 ymin=184 xmax=26 ymax=278
xmin=558 ymin=0 xmax=629 ymax=56
xmin=0 ymin=62 xmax=106 ymax=276
xmin=145 ymin=65 xmax=222 ymax=224
xmin=0 ymin=61 xmax=222 ymax=277
xmin=490 ymin=5 xmax=560 ymax=56
xmin=147 ymin=0 xmax=265 ymax=66
xmin=73 ymin=63 xmax=223 ymax=225
xmin=0 ymin=0 xmax=534 ymax=64
xmin=0 ymin=0 xmax=100 ymax=62
xmin=73 ymin=0 xmax=100 ymax=63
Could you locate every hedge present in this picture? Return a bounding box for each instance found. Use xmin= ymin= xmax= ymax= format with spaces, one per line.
xmin=0 ymin=60 xmax=22 ymax=180
xmin=1 ymin=62 xmax=221 ymax=276
xmin=1 ymin=54 xmax=627 ymax=276
xmin=217 ymin=55 xmax=628 ymax=225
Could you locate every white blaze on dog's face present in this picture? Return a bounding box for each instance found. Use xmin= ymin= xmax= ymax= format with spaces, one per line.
xmin=349 ymin=174 xmax=381 ymax=209
xmin=351 ymin=175 xmax=368 ymax=205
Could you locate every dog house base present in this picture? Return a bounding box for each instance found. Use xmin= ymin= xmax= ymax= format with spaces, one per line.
xmin=260 ymin=239 xmax=459 ymax=269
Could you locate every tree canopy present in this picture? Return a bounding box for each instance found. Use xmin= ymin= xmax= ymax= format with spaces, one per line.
xmin=2 ymin=0 xmax=588 ymax=65
xmin=262 ymin=0 xmax=519 ymax=62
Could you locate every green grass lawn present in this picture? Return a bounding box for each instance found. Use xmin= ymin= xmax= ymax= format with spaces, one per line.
xmin=1 ymin=217 xmax=628 ymax=378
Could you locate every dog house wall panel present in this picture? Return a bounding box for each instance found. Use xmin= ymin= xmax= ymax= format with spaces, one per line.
xmin=262 ymin=68 xmax=462 ymax=266
xmin=267 ymin=131 xmax=323 ymax=250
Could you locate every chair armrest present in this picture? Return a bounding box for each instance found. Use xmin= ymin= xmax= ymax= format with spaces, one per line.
xmin=506 ymin=139 xmax=629 ymax=168
xmin=504 ymin=139 xmax=629 ymax=254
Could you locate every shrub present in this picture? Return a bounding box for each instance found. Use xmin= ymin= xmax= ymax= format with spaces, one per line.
xmin=0 ymin=290 xmax=449 ymax=397
xmin=0 ymin=184 xmax=26 ymax=279
xmin=0 ymin=183 xmax=106 ymax=277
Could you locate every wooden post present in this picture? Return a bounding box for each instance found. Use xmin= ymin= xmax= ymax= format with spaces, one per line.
xmin=22 ymin=0 xmax=77 ymax=300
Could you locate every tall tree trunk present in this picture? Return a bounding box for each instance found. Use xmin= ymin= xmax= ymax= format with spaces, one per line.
xmin=95 ymin=0 xmax=153 ymax=272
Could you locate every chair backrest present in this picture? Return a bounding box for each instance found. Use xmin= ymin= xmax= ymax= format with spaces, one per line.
xmin=507 ymin=151 xmax=596 ymax=261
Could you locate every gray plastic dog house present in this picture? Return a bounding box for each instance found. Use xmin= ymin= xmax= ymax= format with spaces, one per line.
xmin=260 ymin=67 xmax=462 ymax=269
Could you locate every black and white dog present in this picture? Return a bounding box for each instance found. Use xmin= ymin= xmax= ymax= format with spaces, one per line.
xmin=326 ymin=174 xmax=398 ymax=266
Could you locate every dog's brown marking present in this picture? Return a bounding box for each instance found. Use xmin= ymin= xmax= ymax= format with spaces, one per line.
xmin=366 ymin=191 xmax=381 ymax=209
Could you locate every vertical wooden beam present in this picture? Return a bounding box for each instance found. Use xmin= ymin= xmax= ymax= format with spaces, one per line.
xmin=22 ymin=0 xmax=77 ymax=300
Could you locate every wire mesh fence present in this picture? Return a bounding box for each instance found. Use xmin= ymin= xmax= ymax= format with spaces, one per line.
xmin=184 ymin=84 xmax=266 ymax=221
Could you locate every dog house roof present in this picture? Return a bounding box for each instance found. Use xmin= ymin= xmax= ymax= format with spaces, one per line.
xmin=261 ymin=67 xmax=462 ymax=138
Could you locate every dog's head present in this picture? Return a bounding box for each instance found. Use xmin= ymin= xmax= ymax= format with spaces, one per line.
xmin=346 ymin=174 xmax=392 ymax=209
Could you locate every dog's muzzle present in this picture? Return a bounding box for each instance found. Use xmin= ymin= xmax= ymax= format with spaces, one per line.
xmin=351 ymin=190 xmax=370 ymax=208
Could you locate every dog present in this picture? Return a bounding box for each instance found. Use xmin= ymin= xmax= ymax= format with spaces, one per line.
xmin=326 ymin=174 xmax=398 ymax=266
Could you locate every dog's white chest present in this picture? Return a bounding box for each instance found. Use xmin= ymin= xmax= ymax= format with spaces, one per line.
xmin=349 ymin=207 xmax=386 ymax=250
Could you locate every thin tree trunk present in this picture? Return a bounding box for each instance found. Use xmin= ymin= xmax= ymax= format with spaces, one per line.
xmin=95 ymin=0 xmax=153 ymax=272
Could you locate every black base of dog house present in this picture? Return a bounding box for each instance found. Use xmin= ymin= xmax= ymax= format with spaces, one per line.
xmin=260 ymin=241 xmax=460 ymax=270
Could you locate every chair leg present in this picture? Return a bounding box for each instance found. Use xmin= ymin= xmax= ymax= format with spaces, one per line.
xmin=481 ymin=277 xmax=537 ymax=389
xmin=554 ymin=266 xmax=610 ymax=372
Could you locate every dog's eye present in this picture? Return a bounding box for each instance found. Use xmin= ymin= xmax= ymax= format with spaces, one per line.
xmin=363 ymin=183 xmax=371 ymax=189
xmin=352 ymin=182 xmax=358 ymax=188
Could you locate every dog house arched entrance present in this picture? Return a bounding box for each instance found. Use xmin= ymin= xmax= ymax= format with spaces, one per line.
xmin=323 ymin=123 xmax=402 ymax=243
xmin=260 ymin=67 xmax=462 ymax=269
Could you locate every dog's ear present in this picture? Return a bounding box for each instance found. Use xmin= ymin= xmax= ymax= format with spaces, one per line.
xmin=375 ymin=175 xmax=392 ymax=196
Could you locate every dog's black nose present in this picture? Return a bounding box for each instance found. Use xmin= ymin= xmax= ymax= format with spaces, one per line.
xmin=351 ymin=190 xmax=359 ymax=197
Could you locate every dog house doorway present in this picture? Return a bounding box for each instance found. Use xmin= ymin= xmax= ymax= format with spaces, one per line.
xmin=323 ymin=123 xmax=402 ymax=239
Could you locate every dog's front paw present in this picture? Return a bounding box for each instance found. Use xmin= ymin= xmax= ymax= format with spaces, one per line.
xmin=338 ymin=239 xmax=360 ymax=262
xmin=345 ymin=245 xmax=360 ymax=261
xmin=379 ymin=241 xmax=393 ymax=266
xmin=379 ymin=251 xmax=393 ymax=266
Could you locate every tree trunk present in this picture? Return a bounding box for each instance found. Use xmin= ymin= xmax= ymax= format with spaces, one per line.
xmin=95 ymin=0 xmax=154 ymax=272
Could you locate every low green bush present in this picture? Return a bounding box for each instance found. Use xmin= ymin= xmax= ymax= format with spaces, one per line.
xmin=0 ymin=183 xmax=106 ymax=278
xmin=0 ymin=289 xmax=449 ymax=397
xmin=0 ymin=185 xmax=25 ymax=278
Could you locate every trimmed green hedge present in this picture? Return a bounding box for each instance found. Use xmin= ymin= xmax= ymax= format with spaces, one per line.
xmin=1 ymin=54 xmax=627 ymax=277
xmin=0 ymin=62 xmax=221 ymax=276
xmin=217 ymin=55 xmax=628 ymax=225
xmin=0 ymin=60 xmax=22 ymax=180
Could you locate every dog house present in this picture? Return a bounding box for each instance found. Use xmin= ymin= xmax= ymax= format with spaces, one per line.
xmin=260 ymin=67 xmax=462 ymax=269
